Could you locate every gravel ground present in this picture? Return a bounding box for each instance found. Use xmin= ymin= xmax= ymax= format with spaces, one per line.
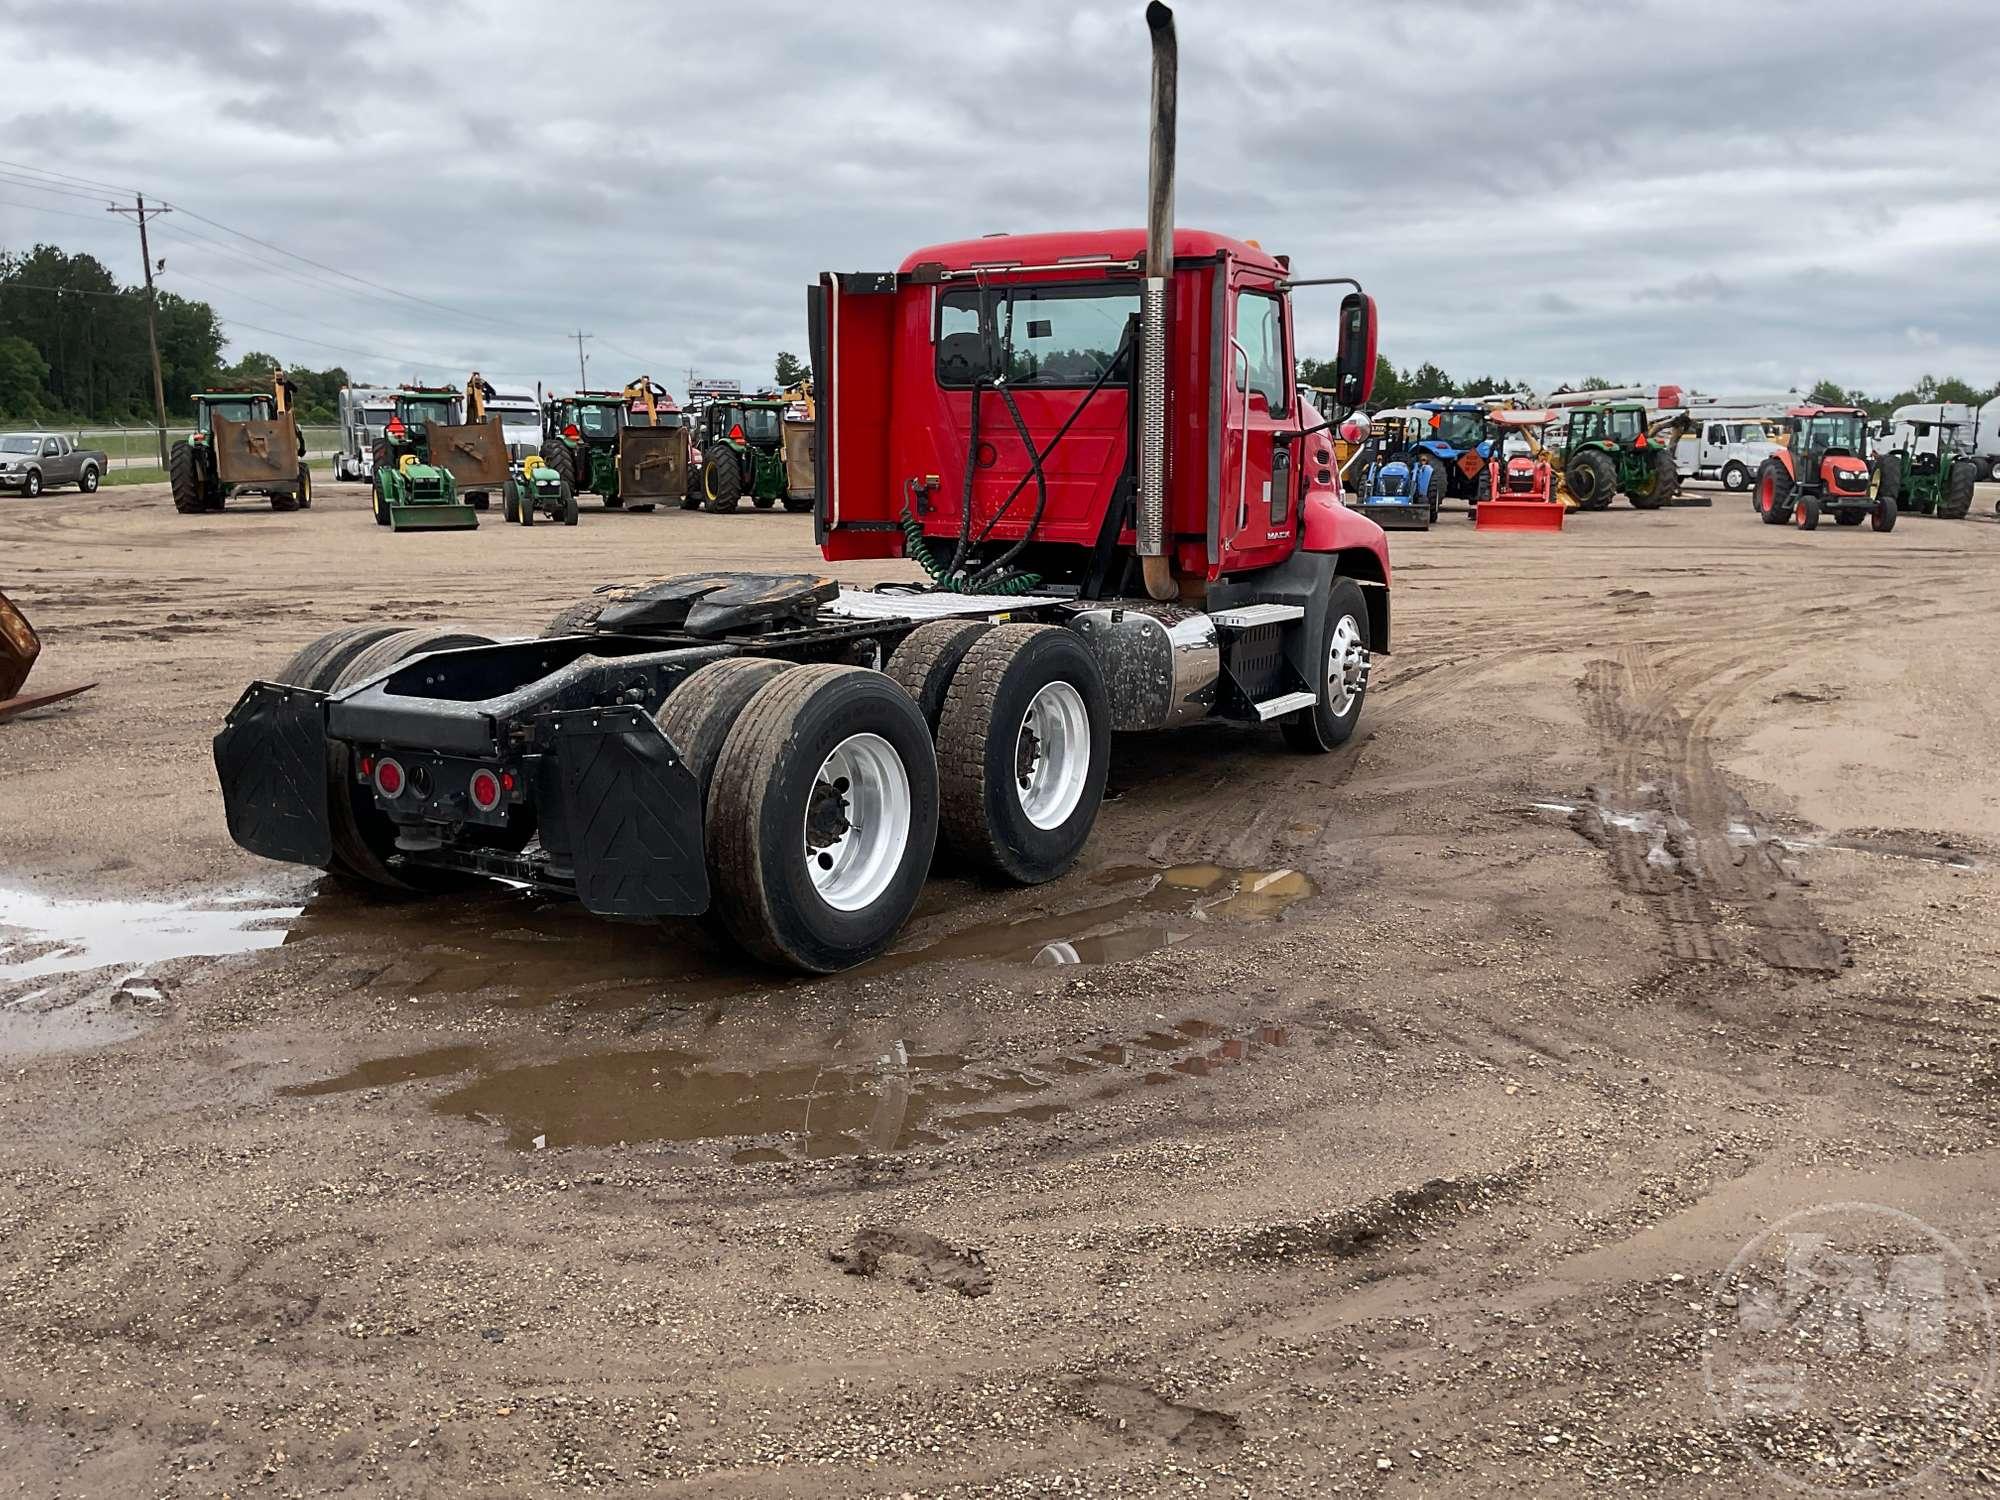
xmin=2 ymin=478 xmax=1997 ymax=1496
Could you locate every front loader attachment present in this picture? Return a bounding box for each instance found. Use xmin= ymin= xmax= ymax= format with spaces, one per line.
xmin=427 ymin=419 xmax=510 ymax=492
xmin=1475 ymin=499 xmax=1565 ymax=533
xmin=616 ymin=427 xmax=686 ymax=502
xmin=381 ymin=462 xmax=479 ymax=532
xmin=212 ymin=411 xmax=302 ymax=488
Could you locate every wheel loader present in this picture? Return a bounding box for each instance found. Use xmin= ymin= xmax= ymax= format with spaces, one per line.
xmin=539 ymin=378 xmax=687 ymax=513
xmin=211 ymin=1 xmax=1393 ymax=975
xmin=168 ymin=371 xmax=312 ymax=515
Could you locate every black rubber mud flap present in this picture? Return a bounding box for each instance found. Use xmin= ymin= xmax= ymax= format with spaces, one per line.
xmin=554 ymin=706 xmax=710 ymax=918
xmin=212 ymin=681 xmax=333 ymax=866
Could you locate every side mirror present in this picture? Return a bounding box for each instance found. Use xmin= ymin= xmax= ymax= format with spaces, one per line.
xmin=1335 ymin=292 xmax=1377 ymax=409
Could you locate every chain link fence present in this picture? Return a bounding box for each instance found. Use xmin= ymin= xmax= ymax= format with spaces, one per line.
xmin=64 ymin=424 xmax=343 ymax=474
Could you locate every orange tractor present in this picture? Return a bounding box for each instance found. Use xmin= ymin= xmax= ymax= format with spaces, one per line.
xmin=1470 ymin=408 xmax=1565 ymax=531
xmin=1755 ymin=406 xmax=1894 ymax=532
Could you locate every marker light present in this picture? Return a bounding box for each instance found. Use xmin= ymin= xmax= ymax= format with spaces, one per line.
xmin=468 ymin=768 xmax=503 ymax=813
xmin=374 ymin=757 xmax=406 ymax=798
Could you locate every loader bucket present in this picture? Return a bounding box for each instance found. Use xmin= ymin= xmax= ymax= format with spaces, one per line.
xmin=387 ymin=503 xmax=479 ymax=532
xmin=0 ymin=588 xmax=40 ymax=700
xmin=1475 ymin=499 xmax=1565 ymax=533
xmin=212 ymin=411 xmax=302 ymax=487
xmin=782 ymin=419 xmax=815 ymax=503
xmin=426 ymin=419 xmax=510 ymax=490
xmin=0 ymin=587 xmax=96 ymax=722
xmin=617 ymin=427 xmax=686 ymax=502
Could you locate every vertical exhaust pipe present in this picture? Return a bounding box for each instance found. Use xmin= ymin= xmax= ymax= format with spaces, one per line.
xmin=1138 ymin=0 xmax=1178 ymax=601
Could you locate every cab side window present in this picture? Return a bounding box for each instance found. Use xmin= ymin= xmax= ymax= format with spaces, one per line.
xmin=1235 ymin=290 xmax=1287 ymax=413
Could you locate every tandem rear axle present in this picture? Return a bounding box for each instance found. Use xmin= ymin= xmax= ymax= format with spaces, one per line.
xmin=215 ymin=568 xmax=1381 ymax=972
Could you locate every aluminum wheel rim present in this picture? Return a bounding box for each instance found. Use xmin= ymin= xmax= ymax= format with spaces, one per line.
xmin=1015 ymin=680 xmax=1090 ymax=830
xmin=1326 ymin=613 xmax=1366 ymax=718
xmin=804 ymin=732 xmax=910 ymax=912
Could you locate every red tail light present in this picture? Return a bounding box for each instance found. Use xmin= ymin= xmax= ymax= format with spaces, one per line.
xmin=374 ymin=757 xmax=405 ymax=798
xmin=468 ymin=768 xmax=502 ymax=813
xmin=563 ymin=423 xmax=580 ymax=440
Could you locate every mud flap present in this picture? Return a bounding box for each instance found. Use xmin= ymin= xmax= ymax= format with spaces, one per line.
xmin=212 ymin=682 xmax=333 ymax=866
xmin=553 ymin=706 xmax=709 ymax=918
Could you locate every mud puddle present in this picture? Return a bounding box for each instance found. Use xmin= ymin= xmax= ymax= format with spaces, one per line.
xmin=887 ymin=864 xmax=1317 ymax=971
xmin=0 ymin=883 xmax=307 ymax=1056
xmin=286 ymin=1019 xmax=1293 ymax=1160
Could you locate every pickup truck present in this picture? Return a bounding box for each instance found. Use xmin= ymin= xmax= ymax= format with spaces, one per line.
xmin=0 ymin=432 xmax=110 ymax=496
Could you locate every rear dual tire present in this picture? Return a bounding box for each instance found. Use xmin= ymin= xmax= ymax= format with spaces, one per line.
xmin=704 ymin=665 xmax=938 ymax=972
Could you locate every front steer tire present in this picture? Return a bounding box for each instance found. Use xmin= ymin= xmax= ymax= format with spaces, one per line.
xmin=1283 ymin=577 xmax=1372 ymax=753
xmin=706 ymin=664 xmax=939 ymax=973
xmin=937 ymin=624 xmax=1110 ymax=886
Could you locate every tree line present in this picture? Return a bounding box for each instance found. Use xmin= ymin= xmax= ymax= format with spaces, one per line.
xmin=0 ymin=242 xmax=351 ymax=425
xmin=1302 ymin=352 xmax=2000 ymax=421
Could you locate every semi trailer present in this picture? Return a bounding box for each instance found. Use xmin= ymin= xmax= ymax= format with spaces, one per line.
xmin=212 ymin=2 xmax=1391 ymax=973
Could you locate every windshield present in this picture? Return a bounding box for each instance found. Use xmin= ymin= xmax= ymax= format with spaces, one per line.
xmin=487 ymin=405 xmax=538 ymax=427
xmin=203 ymin=399 xmax=265 ymax=430
xmin=573 ymin=403 xmax=622 ymax=438
xmin=1433 ymin=410 xmax=1485 ymax=447
xmin=1797 ymin=414 xmax=1866 ymax=452
xmin=741 ymin=407 xmax=781 ymax=442
xmin=1 ymin=435 xmax=38 ymax=454
xmin=398 ymin=399 xmax=456 ymax=428
xmin=361 ymin=405 xmax=395 ymax=430
xmin=937 ymin=282 xmax=1139 ymax=387
xmin=1609 ymin=407 xmax=1643 ymax=442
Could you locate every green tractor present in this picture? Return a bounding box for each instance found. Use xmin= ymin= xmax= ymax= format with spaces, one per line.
xmin=168 ymin=377 xmax=312 ymax=515
xmin=369 ymin=386 xmax=500 ymax=532
xmin=539 ymin=379 xmax=687 ymax=513
xmin=1558 ymin=402 xmax=1679 ymax=511
xmin=1876 ymin=408 xmax=1979 ymax=521
xmin=690 ymin=398 xmax=797 ymax=513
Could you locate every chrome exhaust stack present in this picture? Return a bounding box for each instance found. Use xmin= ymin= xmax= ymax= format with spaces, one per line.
xmin=1138 ymin=0 xmax=1178 ymax=602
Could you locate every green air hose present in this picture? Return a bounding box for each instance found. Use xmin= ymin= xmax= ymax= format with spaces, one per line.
xmin=899 ymin=506 xmax=1042 ymax=596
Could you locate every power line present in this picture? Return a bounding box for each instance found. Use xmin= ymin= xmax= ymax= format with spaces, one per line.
xmin=0 ymin=171 xmax=116 ymax=205
xmin=0 ymin=279 xmax=127 ymax=299
xmin=0 ymin=196 xmax=123 ymax=225
xmin=0 ymin=158 xmax=138 ymax=196
xmin=163 ymin=200 xmax=525 ymax=334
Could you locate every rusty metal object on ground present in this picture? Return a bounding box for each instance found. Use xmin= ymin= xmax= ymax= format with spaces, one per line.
xmin=0 ymin=588 xmax=96 ymax=722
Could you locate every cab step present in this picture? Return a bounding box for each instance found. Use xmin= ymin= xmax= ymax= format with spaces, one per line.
xmin=1252 ymin=690 xmax=1317 ymax=720
xmin=1210 ymin=603 xmax=1304 ymax=629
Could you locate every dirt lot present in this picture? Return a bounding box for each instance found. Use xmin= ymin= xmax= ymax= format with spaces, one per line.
xmin=4 ymin=478 xmax=1998 ymax=1497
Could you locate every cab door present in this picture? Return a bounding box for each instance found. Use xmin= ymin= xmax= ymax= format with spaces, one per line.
xmin=1219 ymin=277 xmax=1297 ymax=573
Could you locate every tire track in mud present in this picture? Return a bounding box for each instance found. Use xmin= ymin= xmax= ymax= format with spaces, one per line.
xmin=1579 ymin=644 xmax=1843 ymax=975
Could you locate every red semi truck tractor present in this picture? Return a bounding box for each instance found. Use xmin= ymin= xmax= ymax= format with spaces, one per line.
xmin=211 ymin=2 xmax=1391 ymax=972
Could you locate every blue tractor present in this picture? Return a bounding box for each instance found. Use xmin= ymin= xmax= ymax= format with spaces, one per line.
xmin=1410 ymin=399 xmax=1498 ymax=505
xmin=1354 ymin=409 xmax=1444 ymax=528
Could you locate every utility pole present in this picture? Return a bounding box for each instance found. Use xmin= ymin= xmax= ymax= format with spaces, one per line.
xmin=108 ymin=196 xmax=172 ymax=467
xmin=571 ymin=331 xmax=592 ymax=388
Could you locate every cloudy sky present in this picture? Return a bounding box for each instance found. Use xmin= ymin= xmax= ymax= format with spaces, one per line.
xmin=3 ymin=0 xmax=1995 ymax=401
